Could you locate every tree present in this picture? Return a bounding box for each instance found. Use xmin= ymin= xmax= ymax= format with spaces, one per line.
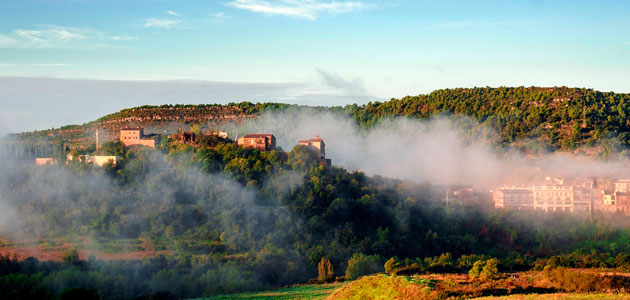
xmin=468 ymin=260 xmax=484 ymax=280
xmin=63 ymin=249 xmax=80 ymax=265
xmin=288 ymin=145 xmax=319 ymax=170
xmin=318 ymin=257 xmax=334 ymax=283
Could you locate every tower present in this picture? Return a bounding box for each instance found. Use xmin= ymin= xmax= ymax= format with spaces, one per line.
xmin=95 ymin=128 xmax=100 ymax=149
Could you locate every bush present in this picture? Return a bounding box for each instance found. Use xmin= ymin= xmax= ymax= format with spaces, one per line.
xmin=384 ymin=257 xmax=400 ymax=275
xmin=469 ymin=258 xmax=499 ymax=281
xmin=545 ymin=267 xmax=600 ymax=292
xmin=345 ymin=253 xmax=383 ymax=280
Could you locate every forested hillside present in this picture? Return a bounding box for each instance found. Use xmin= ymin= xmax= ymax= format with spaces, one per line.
xmin=2 ymin=134 xmax=630 ymax=299
xmin=351 ymin=87 xmax=630 ymax=153
xmin=7 ymin=87 xmax=630 ymax=159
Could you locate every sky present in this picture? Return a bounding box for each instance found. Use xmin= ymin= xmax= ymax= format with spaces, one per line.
xmin=1 ymin=0 xmax=629 ymax=134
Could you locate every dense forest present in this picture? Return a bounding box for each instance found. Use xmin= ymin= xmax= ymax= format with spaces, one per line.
xmin=2 ymin=132 xmax=630 ymax=299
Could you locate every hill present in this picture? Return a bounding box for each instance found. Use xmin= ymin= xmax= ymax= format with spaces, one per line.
xmin=326 ymin=272 xmax=630 ymax=300
xmin=352 ymin=86 xmax=630 ymax=155
xmin=5 ymin=86 xmax=630 ymax=159
xmin=3 ymin=102 xmax=292 ymax=158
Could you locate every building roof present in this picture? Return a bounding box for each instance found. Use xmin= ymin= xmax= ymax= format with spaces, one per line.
xmin=298 ymin=135 xmax=323 ymax=143
xmin=243 ymin=134 xmax=274 ymax=138
xmin=497 ymin=189 xmax=532 ymax=194
xmin=121 ymin=127 xmax=143 ymax=131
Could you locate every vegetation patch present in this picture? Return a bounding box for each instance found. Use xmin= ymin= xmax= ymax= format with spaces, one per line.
xmin=474 ymin=293 xmax=630 ymax=299
xmin=196 ymin=283 xmax=345 ymax=300
xmin=326 ymin=274 xmax=433 ymax=300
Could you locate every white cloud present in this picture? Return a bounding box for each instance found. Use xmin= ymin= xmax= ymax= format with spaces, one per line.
xmin=0 ymin=25 xmax=135 ymax=49
xmin=226 ymin=0 xmax=366 ymax=20
xmin=0 ymin=63 xmax=69 ymax=67
xmin=109 ymin=35 xmax=138 ymax=41
xmin=0 ymin=34 xmax=20 ymax=48
xmin=13 ymin=25 xmax=93 ymax=47
xmin=165 ymin=10 xmax=181 ymax=17
xmin=211 ymin=12 xmax=232 ymax=20
xmin=144 ymin=18 xmax=182 ymax=28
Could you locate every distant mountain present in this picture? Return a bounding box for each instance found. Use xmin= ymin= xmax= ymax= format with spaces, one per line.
xmin=5 ymin=86 xmax=630 ymax=159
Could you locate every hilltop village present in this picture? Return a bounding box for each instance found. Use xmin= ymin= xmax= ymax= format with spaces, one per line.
xmin=35 ymin=126 xmax=330 ymax=166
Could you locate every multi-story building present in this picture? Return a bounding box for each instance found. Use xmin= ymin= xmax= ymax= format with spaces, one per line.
xmin=237 ymin=134 xmax=276 ymax=151
xmin=615 ymin=180 xmax=630 ymax=193
xmin=298 ymin=135 xmax=326 ymax=159
xmin=120 ymin=127 xmax=156 ymax=148
xmin=600 ymin=189 xmax=617 ymax=212
xmin=533 ymin=184 xmax=574 ymax=212
xmin=616 ymin=192 xmax=630 ymax=215
xmin=493 ymin=187 xmax=534 ymax=209
xmin=572 ymin=186 xmax=596 ymax=212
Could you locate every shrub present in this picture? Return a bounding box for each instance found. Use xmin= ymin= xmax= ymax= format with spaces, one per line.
xmin=345 ymin=253 xmax=383 ymax=280
xmin=469 ymin=259 xmax=499 ymax=281
xmin=384 ymin=257 xmax=401 ymax=275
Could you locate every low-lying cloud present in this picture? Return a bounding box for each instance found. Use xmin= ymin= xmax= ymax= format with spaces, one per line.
xmin=235 ymin=109 xmax=630 ymax=188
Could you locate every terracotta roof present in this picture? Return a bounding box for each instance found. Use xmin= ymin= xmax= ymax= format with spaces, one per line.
xmin=121 ymin=127 xmax=143 ymax=130
xmin=298 ymin=135 xmax=323 ymax=143
xmin=243 ymin=134 xmax=274 ymax=138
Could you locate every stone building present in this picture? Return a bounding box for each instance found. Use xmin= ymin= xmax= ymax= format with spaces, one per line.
xmin=120 ymin=127 xmax=156 ymax=148
xmin=67 ymin=154 xmax=118 ymax=167
xmin=35 ymin=158 xmax=57 ymax=166
xmin=298 ymin=135 xmax=326 ymax=159
xmin=237 ymin=134 xmax=276 ymax=151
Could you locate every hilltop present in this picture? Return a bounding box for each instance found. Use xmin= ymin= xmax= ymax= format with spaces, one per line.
xmin=5 ymin=86 xmax=630 ymax=159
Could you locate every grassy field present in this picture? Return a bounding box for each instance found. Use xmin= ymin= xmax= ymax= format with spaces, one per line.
xmin=194 ymin=283 xmax=346 ymax=300
xmin=475 ymin=294 xmax=630 ymax=300
xmin=197 ymin=270 xmax=630 ymax=300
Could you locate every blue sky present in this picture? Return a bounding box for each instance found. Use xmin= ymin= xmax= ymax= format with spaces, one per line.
xmin=1 ymin=0 xmax=629 ymax=133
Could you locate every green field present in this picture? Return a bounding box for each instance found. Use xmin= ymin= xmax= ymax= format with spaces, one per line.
xmin=193 ymin=283 xmax=346 ymax=300
xmin=197 ymin=273 xmax=630 ymax=300
xmin=475 ymin=294 xmax=630 ymax=300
